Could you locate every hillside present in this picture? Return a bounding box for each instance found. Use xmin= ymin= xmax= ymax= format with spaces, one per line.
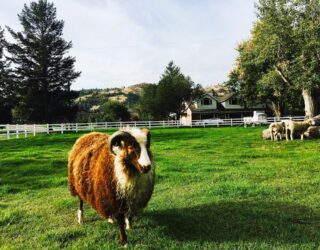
xmin=75 ymin=83 xmax=152 ymax=122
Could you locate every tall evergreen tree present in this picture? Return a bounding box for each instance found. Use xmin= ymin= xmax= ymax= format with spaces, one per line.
xmin=0 ymin=26 xmax=15 ymax=123
xmin=6 ymin=0 xmax=80 ymax=123
xmin=156 ymin=61 xmax=203 ymax=118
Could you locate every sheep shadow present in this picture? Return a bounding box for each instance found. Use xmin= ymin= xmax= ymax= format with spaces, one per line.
xmin=146 ymin=201 xmax=320 ymax=244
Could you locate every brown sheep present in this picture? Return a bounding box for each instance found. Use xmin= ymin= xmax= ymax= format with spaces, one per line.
xmin=68 ymin=128 xmax=155 ymax=246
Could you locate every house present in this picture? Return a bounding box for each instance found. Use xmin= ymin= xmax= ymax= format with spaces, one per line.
xmin=180 ymin=85 xmax=269 ymax=125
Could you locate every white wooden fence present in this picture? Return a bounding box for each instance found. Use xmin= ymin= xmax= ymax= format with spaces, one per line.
xmin=0 ymin=116 xmax=305 ymax=140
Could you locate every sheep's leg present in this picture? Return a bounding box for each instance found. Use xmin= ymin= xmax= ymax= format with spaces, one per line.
xmin=301 ymin=133 xmax=304 ymax=140
xmin=78 ymin=198 xmax=83 ymax=224
xmin=286 ymin=129 xmax=289 ymax=141
xmin=270 ymin=130 xmax=274 ymax=141
xmin=117 ymin=214 xmax=127 ymax=247
xmin=290 ymin=130 xmax=294 ymax=141
xmin=125 ymin=216 xmax=133 ymax=230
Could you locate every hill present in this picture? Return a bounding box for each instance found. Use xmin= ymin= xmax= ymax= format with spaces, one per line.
xmin=75 ymin=83 xmax=152 ymax=122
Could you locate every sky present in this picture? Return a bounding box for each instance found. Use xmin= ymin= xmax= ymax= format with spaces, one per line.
xmin=0 ymin=0 xmax=257 ymax=90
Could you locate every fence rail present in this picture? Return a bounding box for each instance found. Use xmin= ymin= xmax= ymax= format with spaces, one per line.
xmin=0 ymin=116 xmax=306 ymax=140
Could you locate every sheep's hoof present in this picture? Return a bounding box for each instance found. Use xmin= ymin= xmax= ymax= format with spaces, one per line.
xmin=122 ymin=243 xmax=128 ymax=248
xmin=107 ymin=217 xmax=115 ymax=224
xmin=125 ymin=218 xmax=132 ymax=230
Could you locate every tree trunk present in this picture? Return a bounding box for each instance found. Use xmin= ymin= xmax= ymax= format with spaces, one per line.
xmin=271 ymin=100 xmax=282 ymax=118
xmin=302 ymin=89 xmax=315 ymax=118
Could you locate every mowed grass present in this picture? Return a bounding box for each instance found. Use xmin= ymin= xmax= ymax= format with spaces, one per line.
xmin=1 ymin=127 xmax=320 ymax=249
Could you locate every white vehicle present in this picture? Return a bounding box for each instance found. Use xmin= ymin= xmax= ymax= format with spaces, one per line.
xmin=194 ymin=118 xmax=224 ymax=126
xmin=243 ymin=111 xmax=267 ymax=126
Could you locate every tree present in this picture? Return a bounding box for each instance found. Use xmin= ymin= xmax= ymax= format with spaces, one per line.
xmin=6 ymin=0 xmax=80 ymax=123
xmin=100 ymin=101 xmax=131 ymax=122
xmin=254 ymin=0 xmax=320 ymax=118
xmin=228 ymin=0 xmax=320 ymax=118
xmin=139 ymin=61 xmax=203 ymax=120
xmin=293 ymin=0 xmax=320 ymax=117
xmin=0 ymin=26 xmax=15 ymax=123
xmin=138 ymin=84 xmax=158 ymax=120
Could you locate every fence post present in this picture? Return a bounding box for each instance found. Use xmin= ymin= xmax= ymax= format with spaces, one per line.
xmin=61 ymin=123 xmax=64 ymax=134
xmin=6 ymin=124 xmax=10 ymax=140
xmin=33 ymin=124 xmax=36 ymax=136
xmin=149 ymin=121 xmax=151 ymax=129
xmin=190 ymin=120 xmax=193 ymax=128
xmin=47 ymin=124 xmax=49 ymax=134
xmin=162 ymin=121 xmax=165 ymax=128
xmin=105 ymin=122 xmax=108 ymax=129
xmin=76 ymin=123 xmax=78 ymax=133
xmin=24 ymin=124 xmax=27 ymax=138
xmin=16 ymin=124 xmax=19 ymax=139
xmin=231 ymin=119 xmax=233 ymax=127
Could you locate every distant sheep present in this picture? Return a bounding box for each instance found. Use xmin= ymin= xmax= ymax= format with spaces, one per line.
xmin=304 ymin=126 xmax=320 ymax=139
xmin=68 ymin=128 xmax=155 ymax=246
xmin=269 ymin=122 xmax=285 ymax=141
xmin=285 ymin=119 xmax=315 ymax=140
xmin=262 ymin=128 xmax=271 ymax=140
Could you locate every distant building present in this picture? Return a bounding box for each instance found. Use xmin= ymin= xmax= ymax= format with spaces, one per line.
xmin=180 ymin=85 xmax=269 ymax=125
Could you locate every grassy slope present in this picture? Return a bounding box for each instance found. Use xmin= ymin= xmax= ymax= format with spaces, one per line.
xmin=1 ymin=127 xmax=320 ymax=250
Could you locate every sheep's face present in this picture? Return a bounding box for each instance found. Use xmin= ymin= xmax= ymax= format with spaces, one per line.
xmin=110 ymin=129 xmax=152 ymax=174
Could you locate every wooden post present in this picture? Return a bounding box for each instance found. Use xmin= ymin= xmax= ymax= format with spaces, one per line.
xmin=149 ymin=121 xmax=151 ymax=129
xmin=163 ymin=120 xmax=165 ymax=128
xmin=76 ymin=123 xmax=78 ymax=133
xmin=6 ymin=124 xmax=10 ymax=140
xmin=33 ymin=124 xmax=36 ymax=136
xmin=61 ymin=123 xmax=64 ymax=134
xmin=105 ymin=122 xmax=108 ymax=129
xmin=16 ymin=124 xmax=19 ymax=139
xmin=47 ymin=124 xmax=49 ymax=134
xmin=24 ymin=124 xmax=27 ymax=138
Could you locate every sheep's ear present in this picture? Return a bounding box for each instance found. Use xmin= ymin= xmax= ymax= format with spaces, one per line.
xmin=109 ymin=131 xmax=131 ymax=155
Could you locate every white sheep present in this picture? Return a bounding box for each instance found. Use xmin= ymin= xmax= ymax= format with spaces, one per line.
xmin=269 ymin=122 xmax=285 ymax=141
xmin=285 ymin=119 xmax=315 ymax=140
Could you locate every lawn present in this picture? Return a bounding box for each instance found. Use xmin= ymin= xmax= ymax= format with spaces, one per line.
xmin=1 ymin=127 xmax=320 ymax=249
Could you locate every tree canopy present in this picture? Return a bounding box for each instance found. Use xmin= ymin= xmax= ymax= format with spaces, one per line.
xmin=228 ymin=0 xmax=320 ymax=118
xmin=100 ymin=101 xmax=131 ymax=122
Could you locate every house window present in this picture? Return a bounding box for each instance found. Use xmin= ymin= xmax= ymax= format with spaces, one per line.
xmin=201 ymin=97 xmax=212 ymax=105
xmin=229 ymin=97 xmax=239 ymax=105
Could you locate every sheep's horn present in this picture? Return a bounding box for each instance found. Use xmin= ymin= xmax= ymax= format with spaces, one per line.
xmin=108 ymin=131 xmax=132 ymax=155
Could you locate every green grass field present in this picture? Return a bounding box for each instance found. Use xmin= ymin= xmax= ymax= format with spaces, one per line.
xmin=1 ymin=127 xmax=320 ymax=249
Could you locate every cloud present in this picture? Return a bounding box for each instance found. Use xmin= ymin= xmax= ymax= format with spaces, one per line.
xmin=0 ymin=0 xmax=257 ymax=89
